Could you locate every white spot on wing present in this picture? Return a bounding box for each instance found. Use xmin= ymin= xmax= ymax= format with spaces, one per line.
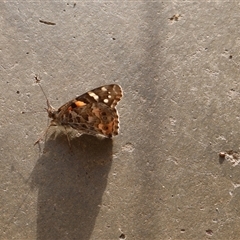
xmin=88 ymin=91 xmax=99 ymax=101
xmin=101 ymin=87 xmax=107 ymax=91
xmin=104 ymin=99 xmax=109 ymax=103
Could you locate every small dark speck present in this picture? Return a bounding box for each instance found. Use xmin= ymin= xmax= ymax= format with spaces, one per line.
xmin=229 ymin=55 xmax=233 ymax=59
xmin=219 ymin=152 xmax=225 ymax=158
xmin=73 ymin=3 xmax=76 ymax=7
xmin=26 ymin=52 xmax=29 ymax=54
xmin=112 ymin=37 xmax=116 ymax=40
xmin=16 ymin=90 xmax=20 ymax=94
xmin=169 ymin=14 xmax=181 ymax=21
xmin=119 ymin=233 xmax=125 ymax=239
xmin=206 ymin=229 xmax=213 ymax=236
xmin=63 ymin=9 xmax=66 ymax=12
xmin=180 ymin=229 xmax=185 ymax=233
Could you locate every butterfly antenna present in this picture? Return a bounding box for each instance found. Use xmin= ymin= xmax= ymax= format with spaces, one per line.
xmin=35 ymin=75 xmax=51 ymax=109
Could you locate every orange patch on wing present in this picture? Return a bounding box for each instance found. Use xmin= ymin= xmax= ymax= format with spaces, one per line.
xmin=68 ymin=101 xmax=86 ymax=111
xmin=75 ymin=101 xmax=86 ymax=107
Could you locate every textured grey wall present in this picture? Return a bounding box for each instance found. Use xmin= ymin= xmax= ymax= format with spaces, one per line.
xmin=1 ymin=2 xmax=240 ymax=240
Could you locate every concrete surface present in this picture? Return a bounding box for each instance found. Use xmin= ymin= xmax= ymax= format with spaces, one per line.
xmin=1 ymin=1 xmax=240 ymax=240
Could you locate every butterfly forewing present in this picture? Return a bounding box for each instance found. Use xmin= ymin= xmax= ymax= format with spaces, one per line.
xmin=76 ymin=84 xmax=122 ymax=107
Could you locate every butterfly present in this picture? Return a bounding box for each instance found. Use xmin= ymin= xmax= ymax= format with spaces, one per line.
xmin=34 ymin=81 xmax=123 ymax=145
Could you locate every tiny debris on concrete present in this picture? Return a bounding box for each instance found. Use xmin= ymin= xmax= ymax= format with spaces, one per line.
xmin=39 ymin=20 xmax=56 ymax=25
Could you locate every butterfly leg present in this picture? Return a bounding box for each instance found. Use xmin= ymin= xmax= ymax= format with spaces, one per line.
xmin=64 ymin=126 xmax=72 ymax=149
xmin=34 ymin=124 xmax=51 ymax=145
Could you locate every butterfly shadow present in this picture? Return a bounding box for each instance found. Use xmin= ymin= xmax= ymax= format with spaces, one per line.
xmin=30 ymin=133 xmax=113 ymax=240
